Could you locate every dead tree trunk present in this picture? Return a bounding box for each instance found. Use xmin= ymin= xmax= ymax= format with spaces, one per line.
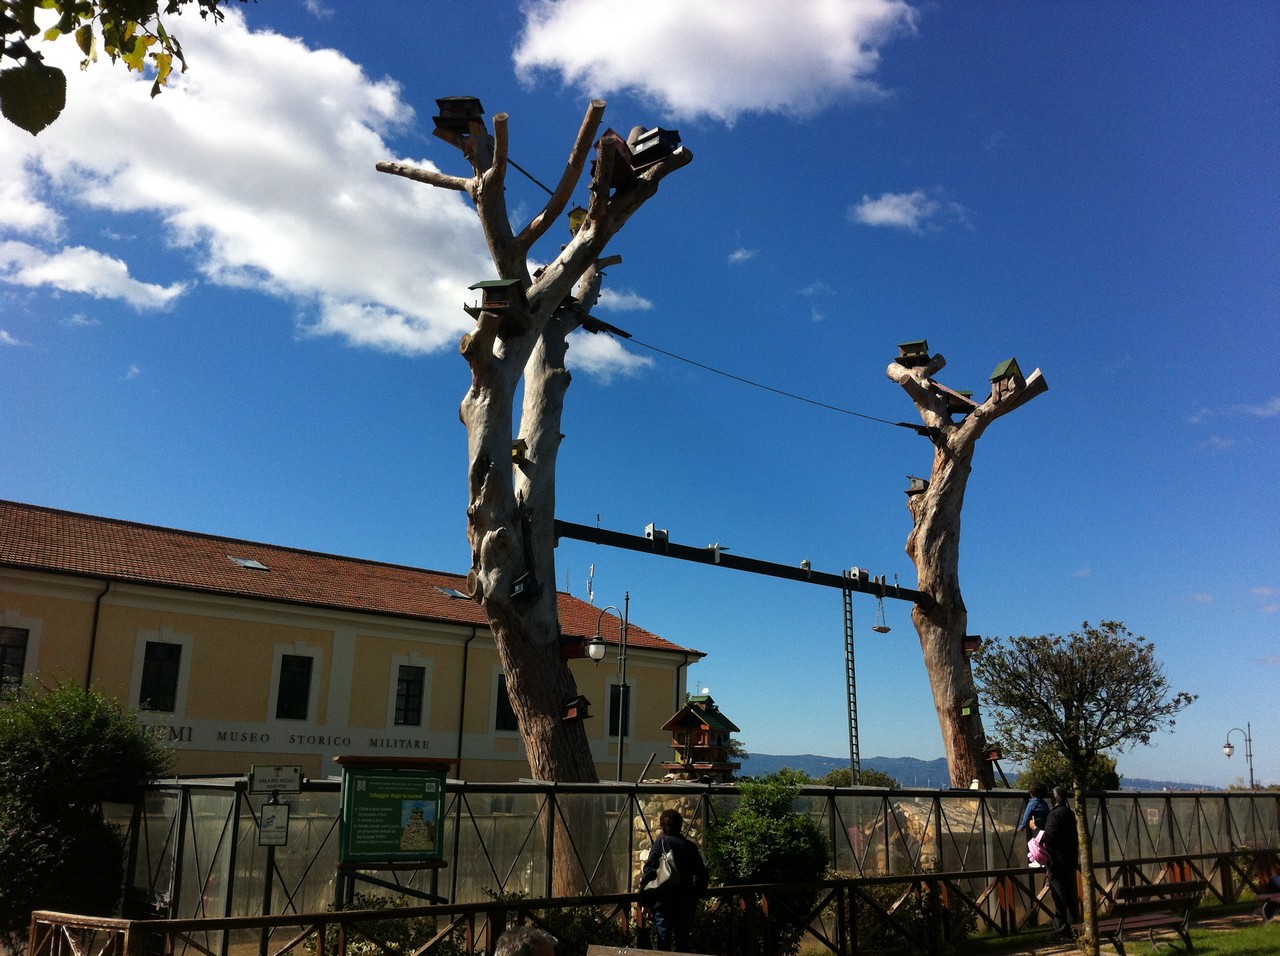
xmin=377 ymin=99 xmax=691 ymax=787
xmin=888 ymin=345 xmax=1047 ymax=787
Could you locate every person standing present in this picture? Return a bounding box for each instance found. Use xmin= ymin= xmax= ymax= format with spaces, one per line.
xmin=1017 ymin=782 xmax=1050 ymax=867
xmin=1042 ymin=785 xmax=1081 ymax=940
xmin=640 ymin=808 xmax=709 ymax=952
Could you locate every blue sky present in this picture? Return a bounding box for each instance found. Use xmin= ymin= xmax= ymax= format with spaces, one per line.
xmin=1 ymin=1 xmax=1276 ymax=787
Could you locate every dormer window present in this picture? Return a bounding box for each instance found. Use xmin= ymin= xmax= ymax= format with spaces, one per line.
xmin=229 ymin=556 xmax=269 ymax=571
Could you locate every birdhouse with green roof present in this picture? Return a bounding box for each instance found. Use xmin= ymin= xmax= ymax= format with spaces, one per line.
xmin=660 ymin=694 xmax=742 ymax=781
xmin=465 ymin=279 xmax=529 ymax=336
xmin=897 ymin=339 xmax=931 ymax=368
xmin=989 ymin=357 xmax=1025 ymax=402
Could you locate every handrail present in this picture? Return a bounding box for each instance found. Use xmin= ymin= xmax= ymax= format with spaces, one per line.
xmin=30 ymin=847 xmax=1280 ymax=956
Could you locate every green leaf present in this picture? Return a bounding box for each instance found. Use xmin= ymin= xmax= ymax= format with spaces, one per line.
xmin=0 ymin=62 xmax=67 ymax=135
xmin=74 ymin=24 xmax=94 ymax=57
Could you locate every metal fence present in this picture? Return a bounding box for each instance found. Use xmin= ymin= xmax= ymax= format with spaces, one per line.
xmin=123 ymin=778 xmax=1278 ymax=916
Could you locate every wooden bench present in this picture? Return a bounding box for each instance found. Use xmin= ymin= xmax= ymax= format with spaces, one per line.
xmin=1090 ymin=880 xmax=1206 ymax=956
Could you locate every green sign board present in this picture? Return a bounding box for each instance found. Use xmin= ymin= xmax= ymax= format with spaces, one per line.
xmin=340 ymin=766 xmax=446 ymax=863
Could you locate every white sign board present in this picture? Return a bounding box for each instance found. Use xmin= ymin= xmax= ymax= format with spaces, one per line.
xmin=259 ymin=803 xmax=291 ymax=847
xmin=250 ymin=764 xmax=303 ymax=794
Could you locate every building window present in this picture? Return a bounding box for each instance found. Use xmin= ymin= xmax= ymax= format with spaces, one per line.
xmin=0 ymin=627 xmax=28 ymax=701
xmin=139 ymin=641 xmax=182 ymax=712
xmin=609 ymin=684 xmax=630 ymax=738
xmin=276 ymin=654 xmax=313 ymax=720
xmin=495 ymin=674 xmax=519 ymax=732
xmin=395 ymin=665 xmax=426 ymax=726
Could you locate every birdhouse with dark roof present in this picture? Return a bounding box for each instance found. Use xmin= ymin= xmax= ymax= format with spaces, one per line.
xmin=593 ymin=129 xmax=637 ymax=190
xmin=627 ymin=126 xmax=681 ymax=168
xmin=660 ymin=694 xmax=742 ymax=782
xmin=897 ymin=340 xmax=931 ymax=367
xmin=432 ymin=96 xmax=485 ymax=133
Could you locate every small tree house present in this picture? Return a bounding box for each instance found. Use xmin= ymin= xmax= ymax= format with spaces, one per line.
xmin=659 ymin=694 xmax=741 ymax=781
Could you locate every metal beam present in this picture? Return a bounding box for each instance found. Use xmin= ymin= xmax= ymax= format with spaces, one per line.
xmin=553 ymin=519 xmax=931 ymax=607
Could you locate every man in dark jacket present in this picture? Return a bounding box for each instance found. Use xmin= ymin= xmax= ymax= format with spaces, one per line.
xmin=640 ymin=809 xmax=709 ymax=952
xmin=1042 ymin=786 xmax=1080 ymax=940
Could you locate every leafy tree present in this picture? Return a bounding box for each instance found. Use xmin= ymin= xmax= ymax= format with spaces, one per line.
xmin=0 ymin=680 xmax=173 ymax=949
xmin=702 ymin=773 xmax=829 ymax=955
xmin=972 ymin=621 xmax=1195 ymax=956
xmin=0 ymin=0 xmax=244 ymax=134
xmin=1014 ymin=745 xmax=1120 ymax=793
xmin=818 ymin=766 xmax=900 ymax=789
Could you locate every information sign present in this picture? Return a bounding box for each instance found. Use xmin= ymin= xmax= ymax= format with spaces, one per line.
xmin=259 ymin=803 xmax=291 ymax=847
xmin=250 ymin=764 xmax=303 ymax=794
xmin=340 ymin=766 xmax=445 ymax=863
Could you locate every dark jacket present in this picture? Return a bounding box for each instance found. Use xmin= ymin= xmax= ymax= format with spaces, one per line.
xmin=1042 ymin=803 xmax=1079 ymax=872
xmin=640 ymin=832 xmax=709 ymax=904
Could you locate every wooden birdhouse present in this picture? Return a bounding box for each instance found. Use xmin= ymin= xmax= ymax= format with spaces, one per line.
xmin=562 ymin=695 xmax=591 ymax=723
xmin=947 ymin=389 xmax=976 ymax=416
xmin=593 ymin=129 xmax=637 ymax=189
xmin=961 ymin=698 xmax=979 ymax=717
xmin=432 ymin=96 xmax=484 ymax=133
xmin=465 ymin=279 xmax=529 ymax=335
xmin=627 ymin=126 xmax=681 ymax=168
xmin=906 ymin=475 xmax=929 ymax=496
xmin=511 ymin=439 xmax=529 ymax=464
xmin=989 ymin=358 xmax=1025 ymax=402
xmin=897 ymin=339 xmax=931 ymax=367
xmin=963 ymin=634 xmax=982 ymax=654
xmin=660 ymin=694 xmax=741 ymax=782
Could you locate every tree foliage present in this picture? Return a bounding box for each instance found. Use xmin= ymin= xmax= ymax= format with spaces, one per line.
xmin=972 ymin=620 xmax=1196 ymax=771
xmin=0 ymin=0 xmax=244 ymax=133
xmin=1014 ymin=745 xmax=1120 ymax=793
xmin=972 ymin=620 xmax=1195 ymax=956
xmin=0 ymin=680 xmax=173 ymax=948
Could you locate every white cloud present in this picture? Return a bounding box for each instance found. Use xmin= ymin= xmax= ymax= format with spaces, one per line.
xmin=0 ymin=9 xmax=492 ymax=355
xmin=567 ymin=329 xmax=654 ymax=382
xmin=596 ymin=287 xmax=654 ymax=312
xmin=0 ymin=241 xmax=186 ymax=310
xmin=123 ymin=364 xmax=142 ymax=381
xmin=729 ymin=248 xmax=758 ymax=264
xmin=1236 ymin=396 xmax=1280 ymax=418
xmin=513 ymin=0 xmax=917 ymax=123
xmin=849 ymin=189 xmax=966 ymax=232
xmin=0 ymin=329 xmax=24 ymax=346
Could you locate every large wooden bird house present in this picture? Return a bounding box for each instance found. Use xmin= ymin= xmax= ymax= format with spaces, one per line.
xmin=660 ymin=694 xmax=741 ymax=782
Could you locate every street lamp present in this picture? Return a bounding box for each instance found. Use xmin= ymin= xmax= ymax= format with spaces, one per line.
xmin=1223 ymin=723 xmax=1255 ymax=790
xmin=587 ymin=594 xmax=629 ymax=781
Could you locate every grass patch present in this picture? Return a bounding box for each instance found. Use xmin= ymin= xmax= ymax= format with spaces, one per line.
xmin=954 ymin=908 xmax=1277 ymax=955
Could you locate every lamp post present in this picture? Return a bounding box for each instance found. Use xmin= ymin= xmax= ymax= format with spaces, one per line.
xmin=1223 ymin=723 xmax=1255 ymax=790
xmin=587 ymin=593 xmax=629 ymax=781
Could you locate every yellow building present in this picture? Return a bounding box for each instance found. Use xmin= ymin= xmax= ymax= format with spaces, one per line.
xmin=0 ymin=500 xmax=704 ymax=782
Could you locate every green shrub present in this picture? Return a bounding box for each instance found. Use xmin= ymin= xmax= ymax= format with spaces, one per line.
xmin=702 ymin=773 xmax=830 ymax=956
xmin=0 ymin=680 xmax=173 ymax=952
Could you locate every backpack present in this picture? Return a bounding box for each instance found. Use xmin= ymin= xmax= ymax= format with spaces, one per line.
xmin=1028 ymin=830 xmax=1050 ymax=866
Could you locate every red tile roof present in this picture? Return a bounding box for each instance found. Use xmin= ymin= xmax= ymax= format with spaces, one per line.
xmin=0 ymin=501 xmax=702 ymax=657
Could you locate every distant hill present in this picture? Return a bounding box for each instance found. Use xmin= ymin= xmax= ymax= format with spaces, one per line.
xmin=744 ymin=753 xmax=952 ymax=788
xmin=743 ymin=754 xmax=1219 ymax=792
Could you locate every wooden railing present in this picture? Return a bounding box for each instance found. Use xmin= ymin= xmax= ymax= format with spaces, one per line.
xmin=29 ymin=847 xmax=1280 ymax=956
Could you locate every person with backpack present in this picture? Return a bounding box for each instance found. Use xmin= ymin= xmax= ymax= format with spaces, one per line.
xmin=640 ymin=808 xmax=709 ymax=952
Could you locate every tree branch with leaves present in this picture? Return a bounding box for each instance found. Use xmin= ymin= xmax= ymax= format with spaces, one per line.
xmin=972 ymin=620 xmax=1196 ymax=956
